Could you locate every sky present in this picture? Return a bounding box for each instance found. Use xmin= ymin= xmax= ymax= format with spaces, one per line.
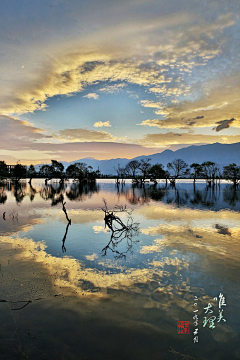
xmin=0 ymin=0 xmax=240 ymax=165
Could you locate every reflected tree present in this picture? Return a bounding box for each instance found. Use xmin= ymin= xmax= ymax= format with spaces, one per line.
xmin=0 ymin=161 xmax=8 ymax=178
xmin=146 ymin=185 xmax=166 ymax=201
xmin=165 ymin=188 xmax=189 ymax=207
xmin=62 ymin=222 xmax=71 ymax=253
xmin=39 ymin=183 xmax=65 ymax=206
xmin=223 ymin=184 xmax=240 ymax=207
xmin=61 ymin=198 xmax=71 ymax=252
xmin=29 ymin=182 xmax=37 ymax=202
xmin=12 ymin=182 xmax=26 ymax=204
xmin=66 ymin=182 xmax=99 ymax=201
xmin=0 ymin=186 xmax=7 ymax=204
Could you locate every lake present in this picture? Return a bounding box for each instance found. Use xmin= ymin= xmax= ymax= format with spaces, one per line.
xmin=0 ymin=179 xmax=240 ymax=360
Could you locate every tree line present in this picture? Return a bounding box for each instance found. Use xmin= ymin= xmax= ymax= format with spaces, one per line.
xmin=0 ymin=160 xmax=100 ymax=185
xmin=115 ymin=158 xmax=240 ymax=187
xmin=0 ymin=158 xmax=239 ymax=187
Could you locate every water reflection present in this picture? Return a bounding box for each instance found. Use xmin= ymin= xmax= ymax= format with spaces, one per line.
xmin=0 ymin=180 xmax=240 ymax=360
xmin=0 ymin=180 xmax=239 ymax=210
xmin=39 ymin=183 xmax=65 ymax=206
xmin=66 ymin=182 xmax=99 ymax=201
xmin=0 ymin=188 xmax=7 ymax=204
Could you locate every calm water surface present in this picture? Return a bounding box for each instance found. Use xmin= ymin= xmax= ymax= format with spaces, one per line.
xmin=0 ymin=179 xmax=240 ymax=360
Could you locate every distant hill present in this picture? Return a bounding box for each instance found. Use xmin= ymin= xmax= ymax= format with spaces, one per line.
xmin=35 ymin=142 xmax=240 ymax=175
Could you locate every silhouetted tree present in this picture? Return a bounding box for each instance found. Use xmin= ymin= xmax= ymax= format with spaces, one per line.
xmin=137 ymin=158 xmax=151 ymax=184
xmin=51 ymin=160 xmax=65 ymax=183
xmin=39 ymin=164 xmax=53 ymax=185
xmin=13 ymin=164 xmax=27 ymax=183
xmin=66 ymin=162 xmax=98 ymax=183
xmin=190 ymin=163 xmax=203 ymax=185
xmin=114 ymin=163 xmax=125 ymax=184
xmin=201 ymin=161 xmax=218 ymax=186
xmin=27 ymin=164 xmax=37 ymax=185
xmin=0 ymin=161 xmax=8 ymax=178
xmin=39 ymin=160 xmax=65 ymax=185
xmin=223 ymin=163 xmax=240 ymax=187
xmin=124 ymin=160 xmax=140 ymax=180
xmin=167 ymin=159 xmax=189 ymax=186
xmin=149 ymin=164 xmax=166 ymax=184
xmin=66 ymin=163 xmax=87 ymax=183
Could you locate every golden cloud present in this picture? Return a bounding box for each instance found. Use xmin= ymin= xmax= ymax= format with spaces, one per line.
xmin=0 ymin=11 xmax=237 ymax=117
xmin=138 ymin=132 xmax=240 ymax=147
xmin=57 ymin=128 xmax=118 ymax=142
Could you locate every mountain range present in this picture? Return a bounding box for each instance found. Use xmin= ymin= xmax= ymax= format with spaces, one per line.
xmin=36 ymin=142 xmax=240 ymax=175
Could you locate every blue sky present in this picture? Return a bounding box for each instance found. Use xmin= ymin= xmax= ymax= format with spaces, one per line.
xmin=0 ymin=0 xmax=240 ymax=164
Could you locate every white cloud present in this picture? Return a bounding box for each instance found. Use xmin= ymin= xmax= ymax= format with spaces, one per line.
xmin=93 ymin=121 xmax=111 ymax=128
xmin=83 ymin=93 xmax=99 ymax=100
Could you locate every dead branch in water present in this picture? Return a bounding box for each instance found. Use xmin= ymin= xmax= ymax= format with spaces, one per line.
xmin=61 ymin=199 xmax=71 ymax=224
xmin=101 ymin=199 xmax=139 ymax=259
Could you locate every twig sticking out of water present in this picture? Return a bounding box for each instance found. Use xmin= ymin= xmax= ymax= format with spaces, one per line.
xmin=62 ymin=200 xmax=71 ymax=224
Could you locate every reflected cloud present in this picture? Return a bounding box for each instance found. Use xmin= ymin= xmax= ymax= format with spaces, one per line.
xmin=85 ymin=253 xmax=98 ymax=261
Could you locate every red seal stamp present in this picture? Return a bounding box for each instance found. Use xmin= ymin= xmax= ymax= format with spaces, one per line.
xmin=177 ymin=321 xmax=190 ymax=334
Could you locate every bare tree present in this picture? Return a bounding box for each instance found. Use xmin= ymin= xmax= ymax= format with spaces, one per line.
xmin=223 ymin=163 xmax=240 ymax=187
xmin=167 ymin=159 xmax=189 ymax=186
xmin=201 ymin=161 xmax=218 ymax=186
xmin=138 ymin=158 xmax=151 ymax=184
xmin=124 ymin=160 xmax=140 ymax=181
xmin=114 ymin=163 xmax=125 ymax=184
xmin=190 ymin=163 xmax=202 ymax=186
